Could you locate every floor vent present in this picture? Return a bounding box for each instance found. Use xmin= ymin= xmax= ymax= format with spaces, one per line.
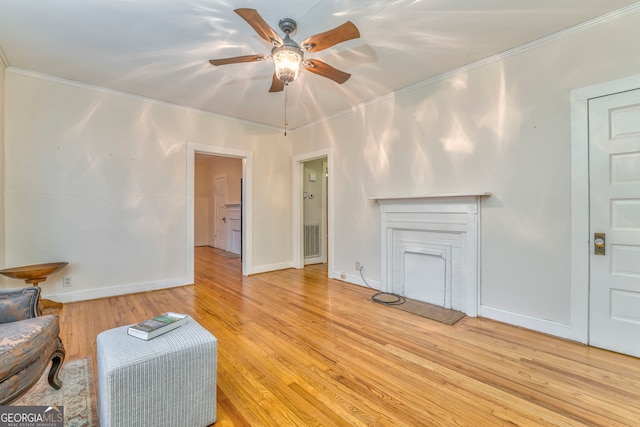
xmin=304 ymin=224 xmax=321 ymax=258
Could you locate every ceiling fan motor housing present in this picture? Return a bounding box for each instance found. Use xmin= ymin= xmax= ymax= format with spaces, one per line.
xmin=278 ymin=18 xmax=297 ymax=35
xmin=273 ymin=18 xmax=303 ymax=83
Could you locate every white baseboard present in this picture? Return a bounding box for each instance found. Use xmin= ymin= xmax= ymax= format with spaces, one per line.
xmin=46 ymin=277 xmax=193 ymax=303
xmin=479 ymin=305 xmax=585 ymax=343
xmin=247 ymin=261 xmax=295 ymax=275
xmin=304 ymin=256 xmax=324 ymax=265
xmin=329 ymin=270 xmax=380 ymax=290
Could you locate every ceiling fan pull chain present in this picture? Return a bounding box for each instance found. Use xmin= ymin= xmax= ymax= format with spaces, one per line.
xmin=284 ymin=83 xmax=288 ymax=136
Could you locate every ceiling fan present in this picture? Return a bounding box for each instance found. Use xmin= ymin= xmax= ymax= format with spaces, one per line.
xmin=209 ymin=8 xmax=360 ymax=92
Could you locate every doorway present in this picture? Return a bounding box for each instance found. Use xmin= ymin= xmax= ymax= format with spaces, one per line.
xmin=292 ymin=149 xmax=333 ymax=272
xmin=195 ymin=155 xmax=242 ymax=254
xmin=302 ymin=158 xmax=327 ymax=265
xmin=187 ymin=143 xmax=252 ymax=278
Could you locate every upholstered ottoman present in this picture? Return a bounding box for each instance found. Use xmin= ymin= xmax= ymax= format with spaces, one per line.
xmin=96 ymin=317 xmax=217 ymax=427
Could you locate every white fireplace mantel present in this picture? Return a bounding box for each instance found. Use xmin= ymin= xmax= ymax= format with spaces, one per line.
xmin=373 ymin=193 xmax=490 ymax=317
xmin=369 ymin=192 xmax=492 ymax=202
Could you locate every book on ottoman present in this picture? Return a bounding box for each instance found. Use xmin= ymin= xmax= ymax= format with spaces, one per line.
xmin=127 ymin=312 xmax=188 ymax=340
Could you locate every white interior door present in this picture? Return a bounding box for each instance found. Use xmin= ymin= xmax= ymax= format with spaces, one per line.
xmin=589 ymin=88 xmax=640 ymax=357
xmin=214 ymin=174 xmax=228 ymax=250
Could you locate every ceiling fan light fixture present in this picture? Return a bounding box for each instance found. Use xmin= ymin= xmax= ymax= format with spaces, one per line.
xmin=272 ymin=45 xmax=303 ymax=83
xmin=208 ymin=9 xmax=360 ymax=92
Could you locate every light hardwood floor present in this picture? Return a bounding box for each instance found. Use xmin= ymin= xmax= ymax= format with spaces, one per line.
xmin=59 ymin=246 xmax=640 ymax=426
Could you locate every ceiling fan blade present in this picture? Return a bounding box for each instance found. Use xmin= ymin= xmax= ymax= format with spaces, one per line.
xmin=303 ymin=59 xmax=351 ymax=84
xmin=269 ymin=73 xmax=285 ymax=92
xmin=301 ymin=21 xmax=360 ymax=52
xmin=235 ymin=8 xmax=283 ymax=46
xmin=209 ymin=54 xmax=267 ymax=66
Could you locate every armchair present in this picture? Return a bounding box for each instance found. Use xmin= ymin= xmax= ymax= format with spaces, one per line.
xmin=0 ymin=287 xmax=65 ymax=404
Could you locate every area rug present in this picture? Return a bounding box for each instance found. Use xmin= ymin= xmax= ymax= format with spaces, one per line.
xmin=12 ymin=357 xmax=98 ymax=426
xmin=372 ymin=294 xmax=466 ymax=325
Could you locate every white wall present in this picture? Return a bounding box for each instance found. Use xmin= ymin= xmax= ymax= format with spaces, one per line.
xmin=213 ymin=156 xmax=242 ymax=205
xmin=4 ymin=70 xmax=291 ymax=301
xmin=291 ymin=11 xmax=640 ymax=340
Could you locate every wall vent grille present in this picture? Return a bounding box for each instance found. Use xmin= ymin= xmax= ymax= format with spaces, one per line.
xmin=304 ymin=224 xmax=321 ymax=258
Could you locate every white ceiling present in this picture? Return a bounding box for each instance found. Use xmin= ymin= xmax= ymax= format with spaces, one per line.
xmin=1 ymin=0 xmax=638 ymax=130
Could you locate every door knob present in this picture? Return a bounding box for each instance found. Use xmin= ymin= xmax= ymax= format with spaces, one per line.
xmin=594 ymin=233 xmax=605 ymax=255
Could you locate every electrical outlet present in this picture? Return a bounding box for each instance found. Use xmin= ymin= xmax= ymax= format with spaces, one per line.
xmin=62 ymin=276 xmax=72 ymax=287
xmin=355 ymin=261 xmax=361 ymax=271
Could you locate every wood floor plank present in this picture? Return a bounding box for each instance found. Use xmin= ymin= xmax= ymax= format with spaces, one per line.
xmin=58 ymin=246 xmax=640 ymax=426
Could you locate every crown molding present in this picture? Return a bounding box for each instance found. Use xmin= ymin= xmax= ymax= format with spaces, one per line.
xmin=292 ymin=2 xmax=640 ymax=133
xmin=6 ymin=67 xmax=282 ymax=133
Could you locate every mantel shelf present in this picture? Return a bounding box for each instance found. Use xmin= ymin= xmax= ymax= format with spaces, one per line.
xmin=368 ymin=192 xmax=491 ymax=202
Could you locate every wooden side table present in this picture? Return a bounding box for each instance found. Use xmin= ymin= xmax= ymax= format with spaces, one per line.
xmin=0 ymin=262 xmax=68 ymax=312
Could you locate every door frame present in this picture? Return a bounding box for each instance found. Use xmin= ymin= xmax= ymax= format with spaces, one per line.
xmin=570 ymin=72 xmax=640 ymax=344
xmin=187 ymin=142 xmax=252 ymax=277
xmin=213 ymin=173 xmax=228 ymax=250
xmin=292 ymin=148 xmax=334 ymax=272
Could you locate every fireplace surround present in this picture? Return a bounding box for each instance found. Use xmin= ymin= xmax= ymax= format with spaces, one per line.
xmin=372 ymin=193 xmax=490 ymax=317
